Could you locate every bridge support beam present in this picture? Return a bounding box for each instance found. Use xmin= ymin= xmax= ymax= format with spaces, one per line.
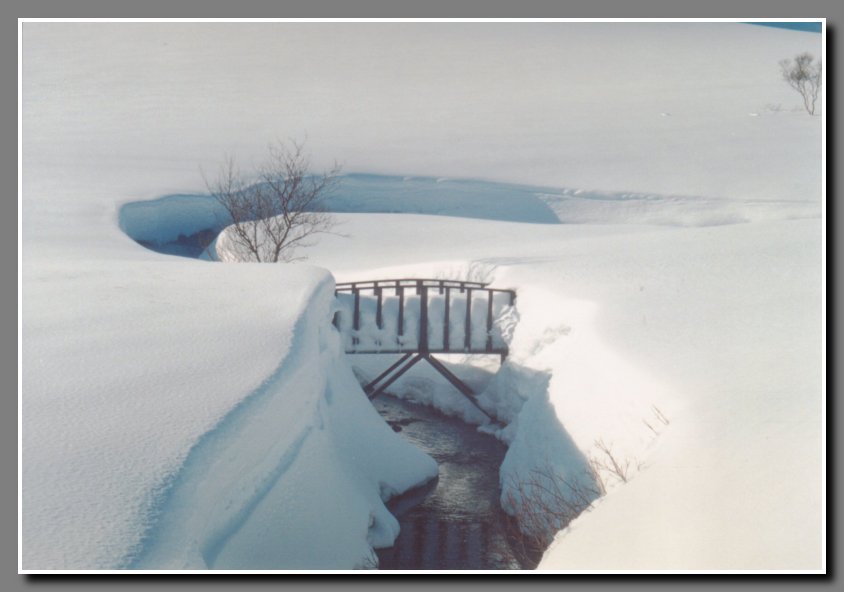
xmin=364 ymin=352 xmax=414 ymax=397
xmin=365 ymin=353 xmax=496 ymax=422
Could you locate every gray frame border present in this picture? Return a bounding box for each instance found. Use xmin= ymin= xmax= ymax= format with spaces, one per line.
xmin=9 ymin=0 xmax=837 ymax=590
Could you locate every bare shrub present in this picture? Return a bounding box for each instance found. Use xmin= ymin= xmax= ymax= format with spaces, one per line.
xmin=643 ymin=419 xmax=659 ymax=436
xmin=503 ymin=415 xmax=667 ymax=566
xmin=502 ymin=464 xmax=603 ymax=566
xmin=590 ymin=438 xmax=644 ymax=485
xmin=503 ymin=434 xmax=655 ymax=567
xmin=779 ymin=53 xmax=822 ymax=115
xmin=437 ymin=261 xmax=498 ymax=285
xmin=356 ymin=550 xmax=379 ymax=570
xmin=205 ymin=139 xmax=341 ymax=262
xmin=652 ymin=405 xmax=670 ymax=426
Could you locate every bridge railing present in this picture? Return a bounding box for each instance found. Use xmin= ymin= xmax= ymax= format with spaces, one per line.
xmin=333 ymin=278 xmax=516 ymax=356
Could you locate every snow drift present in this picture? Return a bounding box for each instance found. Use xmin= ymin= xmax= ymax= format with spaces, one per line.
xmin=22 ymin=258 xmax=437 ymax=570
xmin=127 ymin=275 xmax=438 ymax=569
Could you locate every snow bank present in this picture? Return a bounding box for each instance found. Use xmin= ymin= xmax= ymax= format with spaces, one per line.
xmin=22 ymin=256 xmax=436 ymax=570
xmin=302 ymin=210 xmax=823 ymax=571
xmin=118 ymin=194 xmax=226 ymax=246
xmin=533 ymin=219 xmax=823 ymax=570
xmin=322 ymin=174 xmax=561 ymax=223
xmin=481 ymin=294 xmax=669 ymax=502
xmin=536 ymin=190 xmax=820 ymax=227
xmin=130 ymin=276 xmax=436 ymax=569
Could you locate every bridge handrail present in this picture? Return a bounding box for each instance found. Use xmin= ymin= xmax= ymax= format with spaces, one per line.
xmin=333 ymin=277 xmax=516 ymax=356
xmin=336 ymin=278 xmax=491 ymax=292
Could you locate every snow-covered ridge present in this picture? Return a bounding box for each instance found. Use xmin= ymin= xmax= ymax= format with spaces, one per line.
xmin=536 ymin=190 xmax=820 ymax=227
xmin=22 ymin=259 xmax=437 ymax=570
xmin=118 ymin=174 xmax=821 ymax=258
xmin=128 ymin=275 xmax=437 ymax=569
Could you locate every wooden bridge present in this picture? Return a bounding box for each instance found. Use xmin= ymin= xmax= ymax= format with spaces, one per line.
xmin=333 ymin=279 xmax=516 ymax=420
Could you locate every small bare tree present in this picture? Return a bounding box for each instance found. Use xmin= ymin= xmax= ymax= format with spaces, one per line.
xmin=502 ymin=464 xmax=603 ymax=566
xmin=779 ymin=52 xmax=822 ymax=115
xmin=206 ymin=140 xmax=341 ymax=262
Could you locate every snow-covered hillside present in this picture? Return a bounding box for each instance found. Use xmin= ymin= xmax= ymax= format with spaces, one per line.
xmin=21 ymin=21 xmax=823 ymax=571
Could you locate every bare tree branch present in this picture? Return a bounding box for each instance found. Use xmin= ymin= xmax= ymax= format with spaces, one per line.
xmin=205 ymin=139 xmax=341 ymax=262
xmin=779 ymin=52 xmax=822 ymax=115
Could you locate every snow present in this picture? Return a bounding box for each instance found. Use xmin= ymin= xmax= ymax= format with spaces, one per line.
xmin=129 ymin=279 xmax=437 ymax=569
xmin=22 ymin=256 xmax=437 ymax=570
xmin=333 ymin=288 xmax=514 ymax=353
xmin=118 ymin=194 xmax=226 ymax=246
xmin=299 ymin=211 xmax=822 ymax=570
xmin=21 ymin=21 xmax=823 ymax=572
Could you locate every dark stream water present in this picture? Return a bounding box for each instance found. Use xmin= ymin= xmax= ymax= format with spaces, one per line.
xmin=372 ymin=395 xmax=533 ymax=570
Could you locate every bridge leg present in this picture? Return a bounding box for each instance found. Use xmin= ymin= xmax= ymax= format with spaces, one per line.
xmin=367 ymin=353 xmax=424 ymax=400
xmin=360 ymin=352 xmax=500 ymax=424
xmin=364 ymin=352 xmax=412 ymax=395
xmin=424 ymin=354 xmax=496 ymax=422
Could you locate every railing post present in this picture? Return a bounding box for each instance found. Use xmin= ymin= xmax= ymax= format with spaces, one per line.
xmin=419 ymin=280 xmax=429 ymax=354
xmin=353 ymin=287 xmax=360 ymax=346
xmin=486 ymin=290 xmax=494 ymax=353
xmin=398 ymin=285 xmax=405 ymax=339
xmin=444 ymin=286 xmax=450 ymax=352
xmin=375 ymin=287 xmax=383 ymax=330
xmin=464 ymin=288 xmax=472 ymax=351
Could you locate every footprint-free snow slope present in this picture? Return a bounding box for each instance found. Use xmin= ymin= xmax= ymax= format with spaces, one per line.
xmin=22 ymin=22 xmax=823 ymax=571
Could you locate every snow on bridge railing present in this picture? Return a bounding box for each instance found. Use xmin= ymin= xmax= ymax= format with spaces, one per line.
xmin=333 ymin=278 xmax=516 ymax=356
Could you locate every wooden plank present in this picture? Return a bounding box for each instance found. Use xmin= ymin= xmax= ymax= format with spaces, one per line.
xmin=444 ymin=287 xmax=450 ymax=352
xmin=376 ymin=287 xmax=383 ymax=329
xmin=464 ymin=288 xmax=472 ymax=350
xmin=486 ymin=290 xmax=494 ymax=352
xmin=353 ymin=287 xmax=360 ymax=346
xmin=398 ymin=286 xmax=405 ymax=338
xmin=419 ymin=282 xmax=429 ymax=353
